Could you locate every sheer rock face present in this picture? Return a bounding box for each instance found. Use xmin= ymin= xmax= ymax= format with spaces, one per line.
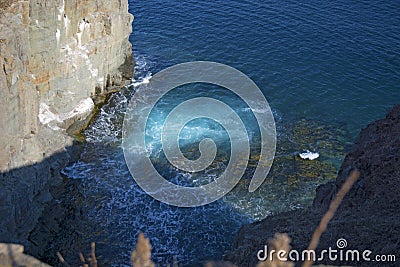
xmin=0 ymin=0 xmax=133 ymax=244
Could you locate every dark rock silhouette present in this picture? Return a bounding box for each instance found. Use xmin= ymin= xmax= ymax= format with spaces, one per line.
xmin=225 ymin=105 xmax=400 ymax=267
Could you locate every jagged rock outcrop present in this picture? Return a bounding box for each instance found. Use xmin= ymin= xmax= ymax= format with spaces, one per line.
xmin=0 ymin=0 xmax=133 ymax=245
xmin=225 ymin=105 xmax=400 ymax=267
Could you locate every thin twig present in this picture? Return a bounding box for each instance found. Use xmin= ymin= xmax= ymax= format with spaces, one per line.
xmin=302 ymin=169 xmax=361 ymax=267
xmin=56 ymin=252 xmax=70 ymax=267
xmin=79 ymin=252 xmax=86 ymax=263
xmin=90 ymin=242 xmax=98 ymax=267
xmin=173 ymin=255 xmax=179 ymax=267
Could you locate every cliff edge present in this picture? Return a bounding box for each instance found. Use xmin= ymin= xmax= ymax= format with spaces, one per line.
xmin=0 ymin=0 xmax=133 ymax=244
xmin=225 ymin=105 xmax=400 ymax=266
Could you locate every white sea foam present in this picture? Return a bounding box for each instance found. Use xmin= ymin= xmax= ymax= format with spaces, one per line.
xmin=131 ymin=72 xmax=152 ymax=87
xmin=61 ymin=161 xmax=94 ymax=179
xmin=299 ymin=150 xmax=320 ymax=160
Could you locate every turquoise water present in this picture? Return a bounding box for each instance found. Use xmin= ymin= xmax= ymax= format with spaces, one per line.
xmin=129 ymin=0 xmax=400 ymax=136
xmin=61 ymin=0 xmax=400 ymax=265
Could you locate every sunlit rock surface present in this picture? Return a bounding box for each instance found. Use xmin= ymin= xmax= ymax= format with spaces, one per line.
xmin=0 ymin=243 xmax=51 ymax=267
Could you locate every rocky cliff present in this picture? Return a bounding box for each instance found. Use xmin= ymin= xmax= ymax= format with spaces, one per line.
xmin=225 ymin=105 xmax=400 ymax=266
xmin=0 ymin=0 xmax=133 ymax=244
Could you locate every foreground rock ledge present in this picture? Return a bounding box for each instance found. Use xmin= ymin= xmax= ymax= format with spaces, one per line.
xmin=0 ymin=243 xmax=50 ymax=267
xmin=225 ymin=105 xmax=400 ymax=267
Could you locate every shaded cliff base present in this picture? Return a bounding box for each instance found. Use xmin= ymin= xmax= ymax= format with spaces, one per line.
xmin=225 ymin=105 xmax=400 ymax=267
xmin=0 ymin=143 xmax=82 ymax=245
xmin=0 ymin=84 xmax=137 ymax=261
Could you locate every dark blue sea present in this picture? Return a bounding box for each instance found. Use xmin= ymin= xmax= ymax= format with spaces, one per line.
xmin=61 ymin=0 xmax=400 ymax=265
